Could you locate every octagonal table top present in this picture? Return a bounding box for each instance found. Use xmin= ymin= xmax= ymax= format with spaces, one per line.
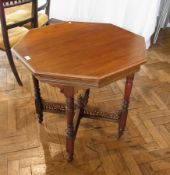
xmin=12 ymin=22 xmax=146 ymax=88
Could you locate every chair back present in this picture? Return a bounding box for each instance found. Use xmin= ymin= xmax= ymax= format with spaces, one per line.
xmin=38 ymin=0 xmax=50 ymax=17
xmin=0 ymin=0 xmax=38 ymax=51
xmin=0 ymin=0 xmax=50 ymax=86
xmin=0 ymin=0 xmax=38 ymax=29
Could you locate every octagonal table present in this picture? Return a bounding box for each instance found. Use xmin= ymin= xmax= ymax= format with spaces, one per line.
xmin=12 ymin=22 xmax=146 ymax=161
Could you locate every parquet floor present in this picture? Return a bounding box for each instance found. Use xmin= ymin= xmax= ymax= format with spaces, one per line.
xmin=0 ymin=29 xmax=170 ymax=175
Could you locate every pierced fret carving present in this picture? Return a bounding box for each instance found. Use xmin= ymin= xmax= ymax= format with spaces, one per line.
xmin=42 ymin=100 xmax=120 ymax=122
xmin=43 ymin=101 xmax=66 ymax=114
xmin=83 ymin=108 xmax=120 ymax=121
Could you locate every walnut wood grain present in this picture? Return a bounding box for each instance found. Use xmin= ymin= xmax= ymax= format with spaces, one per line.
xmin=12 ymin=22 xmax=146 ymax=88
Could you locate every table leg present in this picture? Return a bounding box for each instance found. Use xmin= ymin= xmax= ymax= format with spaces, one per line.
xmin=118 ymin=74 xmax=134 ymax=138
xmin=74 ymin=89 xmax=90 ymax=137
xmin=32 ymin=76 xmax=43 ymax=123
xmin=61 ymin=87 xmax=75 ymax=161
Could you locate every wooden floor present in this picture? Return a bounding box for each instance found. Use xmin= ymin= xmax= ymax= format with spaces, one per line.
xmin=0 ymin=29 xmax=170 ymax=175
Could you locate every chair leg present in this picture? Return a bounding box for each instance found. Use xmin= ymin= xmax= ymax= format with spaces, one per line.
xmin=6 ymin=49 xmax=22 ymax=86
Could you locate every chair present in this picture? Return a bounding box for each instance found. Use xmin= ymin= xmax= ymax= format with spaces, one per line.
xmin=0 ymin=0 xmax=50 ymax=86
xmin=8 ymin=0 xmax=51 ymax=28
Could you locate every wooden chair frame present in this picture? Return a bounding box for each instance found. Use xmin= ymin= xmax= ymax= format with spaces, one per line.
xmin=38 ymin=0 xmax=51 ymax=18
xmin=0 ymin=0 xmax=39 ymax=85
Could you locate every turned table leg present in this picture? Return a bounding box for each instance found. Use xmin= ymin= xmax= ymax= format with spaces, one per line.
xmin=118 ymin=74 xmax=134 ymax=138
xmin=61 ymin=87 xmax=75 ymax=161
xmin=74 ymin=89 xmax=90 ymax=137
xmin=32 ymin=76 xmax=43 ymax=123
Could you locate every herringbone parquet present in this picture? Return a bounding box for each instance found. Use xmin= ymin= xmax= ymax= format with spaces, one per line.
xmin=0 ymin=28 xmax=170 ymax=175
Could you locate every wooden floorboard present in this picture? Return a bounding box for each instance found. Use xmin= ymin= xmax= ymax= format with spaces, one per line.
xmin=0 ymin=28 xmax=170 ymax=175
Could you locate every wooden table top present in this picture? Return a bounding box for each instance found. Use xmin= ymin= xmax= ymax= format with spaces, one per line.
xmin=12 ymin=22 xmax=146 ymax=88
